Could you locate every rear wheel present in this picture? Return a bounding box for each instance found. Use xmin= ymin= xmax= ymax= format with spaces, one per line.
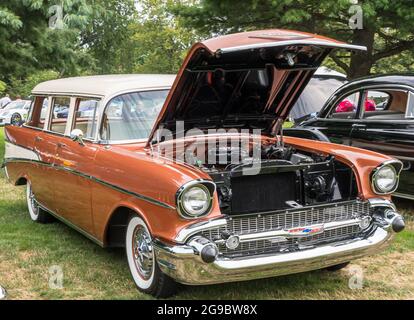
xmin=326 ymin=262 xmax=350 ymax=271
xmin=125 ymin=215 xmax=177 ymax=298
xmin=26 ymin=183 xmax=53 ymax=224
xmin=10 ymin=113 xmax=22 ymax=126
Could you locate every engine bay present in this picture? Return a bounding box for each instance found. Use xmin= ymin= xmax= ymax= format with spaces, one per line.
xmin=179 ymin=138 xmax=359 ymax=215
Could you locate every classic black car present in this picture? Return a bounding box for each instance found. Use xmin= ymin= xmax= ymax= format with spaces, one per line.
xmin=292 ymin=74 xmax=414 ymax=200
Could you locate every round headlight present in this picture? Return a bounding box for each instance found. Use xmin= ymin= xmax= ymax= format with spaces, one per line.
xmin=179 ymin=184 xmax=212 ymax=218
xmin=372 ymin=165 xmax=398 ymax=194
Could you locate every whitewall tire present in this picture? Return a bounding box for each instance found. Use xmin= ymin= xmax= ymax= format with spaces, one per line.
xmin=126 ymin=215 xmax=177 ymax=297
xmin=26 ymin=182 xmax=53 ymax=224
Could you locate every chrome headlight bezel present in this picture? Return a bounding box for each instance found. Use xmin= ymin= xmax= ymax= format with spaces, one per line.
xmin=176 ymin=180 xmax=215 ymax=219
xmin=371 ymin=160 xmax=402 ymax=195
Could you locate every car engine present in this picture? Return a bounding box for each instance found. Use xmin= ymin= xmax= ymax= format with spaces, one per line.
xmin=180 ymin=139 xmax=358 ymax=215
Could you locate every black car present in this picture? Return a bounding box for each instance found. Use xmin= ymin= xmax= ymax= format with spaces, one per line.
xmin=290 ymin=74 xmax=414 ymax=200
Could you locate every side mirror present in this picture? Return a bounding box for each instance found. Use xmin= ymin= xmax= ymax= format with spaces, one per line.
xmin=70 ymin=129 xmax=85 ymax=146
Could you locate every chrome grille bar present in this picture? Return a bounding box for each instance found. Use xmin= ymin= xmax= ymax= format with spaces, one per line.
xmin=199 ymin=201 xmax=371 ymax=258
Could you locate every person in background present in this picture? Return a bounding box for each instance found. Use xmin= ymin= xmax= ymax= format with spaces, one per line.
xmin=15 ymin=95 xmax=22 ymax=102
xmin=335 ymin=99 xmax=355 ymax=113
xmin=0 ymin=94 xmax=11 ymax=108
xmin=365 ymin=99 xmax=376 ymax=112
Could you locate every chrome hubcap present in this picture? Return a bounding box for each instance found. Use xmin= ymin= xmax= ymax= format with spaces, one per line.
xmin=132 ymin=225 xmax=154 ymax=280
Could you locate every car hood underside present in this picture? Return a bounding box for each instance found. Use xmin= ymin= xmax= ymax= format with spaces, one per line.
xmin=148 ymin=29 xmax=366 ymax=144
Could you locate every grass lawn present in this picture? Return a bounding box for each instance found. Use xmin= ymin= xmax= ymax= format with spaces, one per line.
xmin=0 ymin=127 xmax=413 ymax=300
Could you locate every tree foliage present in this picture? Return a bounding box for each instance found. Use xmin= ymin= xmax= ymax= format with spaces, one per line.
xmin=173 ymin=0 xmax=414 ymax=78
xmin=2 ymin=0 xmax=414 ymax=98
xmin=129 ymin=0 xmax=197 ymax=74
xmin=0 ymin=0 xmax=95 ymax=86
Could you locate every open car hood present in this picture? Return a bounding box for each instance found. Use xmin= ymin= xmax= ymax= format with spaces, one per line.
xmin=148 ymin=29 xmax=366 ymax=144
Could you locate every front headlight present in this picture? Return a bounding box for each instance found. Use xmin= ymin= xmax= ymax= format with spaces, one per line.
xmin=372 ymin=164 xmax=399 ymax=194
xmin=177 ymin=182 xmax=214 ymax=219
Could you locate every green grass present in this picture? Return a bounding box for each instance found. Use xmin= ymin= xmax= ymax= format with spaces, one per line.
xmin=0 ymin=127 xmax=413 ymax=299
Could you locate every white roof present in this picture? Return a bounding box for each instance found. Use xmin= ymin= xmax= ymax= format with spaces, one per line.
xmin=32 ymin=74 xmax=176 ymax=97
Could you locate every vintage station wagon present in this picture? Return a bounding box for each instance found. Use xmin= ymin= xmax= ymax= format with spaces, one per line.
xmin=3 ymin=30 xmax=406 ymax=297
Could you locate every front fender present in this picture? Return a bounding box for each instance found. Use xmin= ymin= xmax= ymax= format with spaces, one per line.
xmin=284 ymin=136 xmax=395 ymax=200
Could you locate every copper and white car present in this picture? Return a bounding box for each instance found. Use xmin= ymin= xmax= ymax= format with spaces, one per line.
xmin=3 ymin=30 xmax=405 ymax=297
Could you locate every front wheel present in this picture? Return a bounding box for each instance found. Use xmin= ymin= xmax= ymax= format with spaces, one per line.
xmin=126 ymin=215 xmax=177 ymax=298
xmin=26 ymin=183 xmax=53 ymax=224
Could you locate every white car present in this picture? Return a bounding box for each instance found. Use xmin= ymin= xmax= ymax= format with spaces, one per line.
xmin=0 ymin=100 xmax=31 ymax=126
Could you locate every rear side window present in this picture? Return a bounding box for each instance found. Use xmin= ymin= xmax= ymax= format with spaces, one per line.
xmin=50 ymin=97 xmax=70 ymax=134
xmin=72 ymin=98 xmax=99 ymax=139
xmin=362 ymin=89 xmax=408 ymax=120
xmin=27 ymin=96 xmax=48 ymax=129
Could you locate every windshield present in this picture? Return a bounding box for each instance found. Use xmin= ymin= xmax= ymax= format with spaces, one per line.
xmin=101 ymin=90 xmax=169 ymax=141
xmin=289 ymin=77 xmax=346 ymax=120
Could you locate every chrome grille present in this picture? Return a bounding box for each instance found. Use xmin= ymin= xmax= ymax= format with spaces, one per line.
xmin=216 ymin=225 xmax=362 ymax=258
xmin=199 ymin=201 xmax=371 ymax=258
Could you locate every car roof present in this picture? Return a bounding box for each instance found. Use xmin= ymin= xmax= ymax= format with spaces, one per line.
xmin=32 ymin=74 xmax=176 ymax=97
xmin=340 ymin=74 xmax=414 ymax=89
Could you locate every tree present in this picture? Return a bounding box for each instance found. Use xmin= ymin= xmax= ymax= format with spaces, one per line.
xmin=85 ymin=0 xmax=197 ymax=74
xmin=80 ymin=0 xmax=137 ymax=74
xmin=129 ymin=0 xmax=198 ymax=74
xmin=0 ymin=0 xmax=96 ymax=86
xmin=173 ymin=0 xmax=414 ymax=78
xmin=9 ymin=70 xmax=60 ymax=98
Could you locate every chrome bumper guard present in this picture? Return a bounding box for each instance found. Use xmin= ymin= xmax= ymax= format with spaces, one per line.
xmin=153 ymin=199 xmax=402 ymax=285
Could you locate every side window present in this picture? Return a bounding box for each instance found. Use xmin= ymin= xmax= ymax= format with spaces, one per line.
xmin=363 ymin=90 xmax=407 ymax=120
xmin=328 ymin=92 xmax=360 ymax=119
xmin=27 ymin=96 xmax=48 ymax=129
xmin=72 ymin=98 xmax=99 ymax=139
xmin=406 ymin=92 xmax=414 ymax=118
xmin=50 ymin=97 xmax=70 ymax=134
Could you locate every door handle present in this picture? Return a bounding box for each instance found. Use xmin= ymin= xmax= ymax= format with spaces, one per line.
xmin=35 ymin=136 xmax=43 ymax=142
xmin=57 ymin=142 xmax=67 ymax=148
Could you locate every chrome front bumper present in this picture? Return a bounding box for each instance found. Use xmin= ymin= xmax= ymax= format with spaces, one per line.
xmin=153 ymin=199 xmax=402 ymax=285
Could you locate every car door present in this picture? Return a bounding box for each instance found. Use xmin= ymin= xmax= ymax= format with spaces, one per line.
xmin=27 ymin=96 xmax=58 ymax=208
xmin=350 ymin=89 xmax=414 ymax=198
xmin=51 ymin=97 xmax=100 ymax=234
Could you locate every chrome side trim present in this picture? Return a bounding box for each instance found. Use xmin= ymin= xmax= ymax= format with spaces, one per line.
xmin=36 ymin=201 xmax=104 ymax=247
xmin=4 ymin=157 xmax=175 ymax=210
